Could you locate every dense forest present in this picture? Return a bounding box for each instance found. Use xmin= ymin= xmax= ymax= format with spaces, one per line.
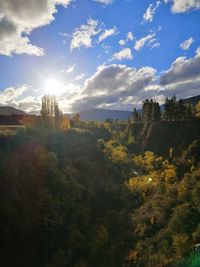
xmin=0 ymin=95 xmax=200 ymax=267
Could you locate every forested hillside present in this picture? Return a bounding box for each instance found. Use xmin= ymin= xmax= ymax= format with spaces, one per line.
xmin=0 ymin=96 xmax=200 ymax=267
xmin=127 ymin=120 xmax=200 ymax=155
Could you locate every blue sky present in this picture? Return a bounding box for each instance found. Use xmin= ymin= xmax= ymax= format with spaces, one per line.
xmin=0 ymin=0 xmax=200 ymax=113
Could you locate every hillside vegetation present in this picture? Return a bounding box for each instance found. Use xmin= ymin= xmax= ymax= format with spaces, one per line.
xmin=0 ymin=95 xmax=200 ymax=267
xmin=127 ymin=119 xmax=200 ymax=155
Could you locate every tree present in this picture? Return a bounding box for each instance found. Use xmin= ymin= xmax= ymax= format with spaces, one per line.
xmin=196 ymin=101 xmax=200 ymax=118
xmin=20 ymin=115 xmax=38 ymax=128
xmin=132 ymin=108 xmax=139 ymax=122
xmin=73 ymin=113 xmax=80 ymax=124
xmin=41 ymin=95 xmax=54 ymax=128
xmin=142 ymin=99 xmax=161 ymax=122
xmin=41 ymin=95 xmax=63 ymax=130
xmin=185 ymin=103 xmax=194 ymax=120
xmin=143 ymin=100 xmax=152 ymax=122
xmin=164 ymin=96 xmax=176 ymax=121
xmin=60 ymin=115 xmax=71 ymax=131
xmin=176 ymin=99 xmax=186 ymax=120
xmin=163 ymin=95 xmax=194 ymax=121
xmin=172 ymin=234 xmax=190 ymax=257
xmin=54 ymin=98 xmax=61 ymax=130
xmin=151 ymin=102 xmax=161 ymax=121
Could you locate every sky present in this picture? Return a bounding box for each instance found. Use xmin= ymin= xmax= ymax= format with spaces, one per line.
xmin=0 ymin=0 xmax=200 ymax=114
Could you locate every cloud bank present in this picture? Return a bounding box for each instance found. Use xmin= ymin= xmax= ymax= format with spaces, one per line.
xmin=0 ymin=0 xmax=72 ymax=56
xmin=1 ymin=48 xmax=200 ymax=113
xmin=70 ymin=48 xmax=200 ymax=111
xmin=164 ymin=0 xmax=200 ymax=13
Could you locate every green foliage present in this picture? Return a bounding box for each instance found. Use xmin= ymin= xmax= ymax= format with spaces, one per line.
xmin=41 ymin=95 xmax=71 ymax=131
xmin=164 ymin=95 xmax=194 ymax=121
xmin=125 ymin=146 xmax=200 ymax=266
xmin=176 ymin=253 xmax=200 ymax=267
xmin=195 ymin=101 xmax=200 ymax=118
xmin=103 ymin=140 xmax=128 ymax=163
xmin=0 ymin=116 xmax=200 ymax=267
xmin=142 ymin=99 xmax=161 ymax=123
xmin=132 ymin=108 xmax=139 ymax=123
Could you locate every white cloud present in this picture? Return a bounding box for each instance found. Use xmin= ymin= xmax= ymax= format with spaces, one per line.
xmin=75 ymin=74 xmax=86 ymax=81
xmin=71 ymin=64 xmax=156 ymax=111
xmin=0 ymin=0 xmax=72 ymax=56
xmin=0 ymin=85 xmax=41 ymax=113
xmin=60 ymin=32 xmax=70 ymax=37
xmin=58 ymin=83 xmax=82 ymax=112
xmin=164 ymin=0 xmax=200 ymax=13
xmin=0 ymin=81 xmax=82 ymax=114
xmin=70 ymin=18 xmax=102 ymax=50
xmin=112 ymin=48 xmax=133 ymax=60
xmin=146 ymin=38 xmax=160 ymax=49
xmin=118 ymin=32 xmax=134 ymax=47
xmin=3 ymin=50 xmax=200 ymax=113
xmin=66 ymin=50 xmax=200 ymax=111
xmin=70 ymin=50 xmax=200 ymax=111
xmin=93 ymin=0 xmax=113 ymax=4
xmin=180 ymin=37 xmax=194 ymax=50
xmin=150 ymin=42 xmax=160 ymax=49
xmin=134 ymin=33 xmax=156 ymax=51
xmin=119 ymin=40 xmax=126 ymax=46
xmin=148 ymin=38 xmax=157 ymax=45
xmin=66 ymin=63 xmax=76 ymax=73
xmin=0 ymin=85 xmax=28 ymax=104
xmin=99 ymin=26 xmax=118 ymax=42
xmin=143 ymin=1 xmax=161 ymax=22
xmin=127 ymin=31 xmax=134 ymax=41
xmin=160 ymin=47 xmax=200 ymax=85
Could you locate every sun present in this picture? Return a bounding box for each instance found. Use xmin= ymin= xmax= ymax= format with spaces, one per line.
xmin=43 ymin=78 xmax=64 ymax=96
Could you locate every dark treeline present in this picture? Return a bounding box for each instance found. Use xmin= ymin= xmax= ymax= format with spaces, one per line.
xmin=0 ymin=114 xmax=24 ymax=125
xmin=131 ymin=95 xmax=196 ymax=123
xmin=0 ymin=96 xmax=200 ymax=267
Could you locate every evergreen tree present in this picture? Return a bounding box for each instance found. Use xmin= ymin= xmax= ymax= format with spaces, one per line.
xmin=185 ymin=103 xmax=194 ymax=120
xmin=176 ymin=99 xmax=186 ymax=120
xmin=164 ymin=95 xmax=195 ymax=121
xmin=143 ymin=99 xmax=161 ymax=122
xmin=151 ymin=102 xmax=161 ymax=121
xmin=143 ymin=100 xmax=151 ymax=123
xmin=196 ymin=101 xmax=200 ymax=118
xmin=164 ymin=95 xmax=177 ymax=121
xmin=132 ymin=108 xmax=139 ymax=122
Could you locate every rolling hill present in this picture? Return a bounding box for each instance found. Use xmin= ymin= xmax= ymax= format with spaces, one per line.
xmin=0 ymin=106 xmax=25 ymax=115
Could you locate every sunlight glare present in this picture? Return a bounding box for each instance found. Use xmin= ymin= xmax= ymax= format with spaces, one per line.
xmin=43 ymin=78 xmax=64 ymax=96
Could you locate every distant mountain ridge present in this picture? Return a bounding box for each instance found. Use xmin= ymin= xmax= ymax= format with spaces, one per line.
xmin=78 ymin=108 xmax=132 ymax=121
xmin=182 ymin=95 xmax=200 ymax=105
xmin=78 ymin=95 xmax=200 ymax=121
xmin=159 ymin=95 xmax=200 ymax=111
xmin=0 ymin=106 xmax=26 ymax=115
xmin=0 ymin=95 xmax=199 ymax=120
